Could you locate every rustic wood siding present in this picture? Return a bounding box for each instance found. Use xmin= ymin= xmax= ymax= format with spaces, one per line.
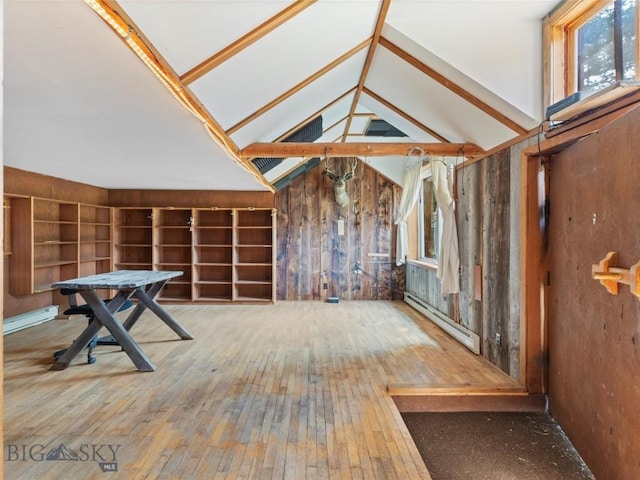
xmin=405 ymin=263 xmax=454 ymax=317
xmin=275 ymin=162 xmax=404 ymax=301
xmin=455 ymin=138 xmax=534 ymax=377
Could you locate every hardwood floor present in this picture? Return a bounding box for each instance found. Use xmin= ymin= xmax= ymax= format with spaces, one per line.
xmin=3 ymin=301 xmax=521 ymax=479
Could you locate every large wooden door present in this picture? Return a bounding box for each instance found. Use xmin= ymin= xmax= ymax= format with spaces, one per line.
xmin=546 ymin=110 xmax=640 ymax=480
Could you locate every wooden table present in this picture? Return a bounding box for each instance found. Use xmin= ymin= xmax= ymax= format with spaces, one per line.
xmin=51 ymin=270 xmax=194 ymax=372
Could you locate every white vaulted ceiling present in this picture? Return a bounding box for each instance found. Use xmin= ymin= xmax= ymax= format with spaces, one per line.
xmin=4 ymin=0 xmax=559 ymax=191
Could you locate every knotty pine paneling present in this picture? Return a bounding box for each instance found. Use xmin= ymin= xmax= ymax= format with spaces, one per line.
xmin=275 ymin=161 xmax=403 ymax=301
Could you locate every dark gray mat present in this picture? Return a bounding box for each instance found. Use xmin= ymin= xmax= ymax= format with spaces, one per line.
xmin=401 ymin=412 xmax=596 ymax=480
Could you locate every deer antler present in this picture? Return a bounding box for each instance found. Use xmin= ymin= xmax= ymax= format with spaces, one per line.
xmin=325 ymin=156 xmax=338 ymax=180
xmin=343 ymin=157 xmax=357 ymax=180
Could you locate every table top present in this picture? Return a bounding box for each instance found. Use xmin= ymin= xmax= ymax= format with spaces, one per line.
xmin=52 ymin=270 xmax=183 ymax=289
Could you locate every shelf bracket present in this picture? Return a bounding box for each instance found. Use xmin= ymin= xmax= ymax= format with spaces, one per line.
xmin=591 ymin=251 xmax=640 ymax=298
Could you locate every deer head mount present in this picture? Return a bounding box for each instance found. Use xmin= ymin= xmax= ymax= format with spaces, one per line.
xmin=325 ymin=157 xmax=357 ymax=207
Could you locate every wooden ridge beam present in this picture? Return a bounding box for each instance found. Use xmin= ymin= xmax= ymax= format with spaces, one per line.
xmin=378 ymin=37 xmax=528 ymax=135
xmin=341 ymin=0 xmax=391 ymax=141
xmin=241 ymin=142 xmax=484 ymax=158
xmin=180 ymin=0 xmax=317 ymax=85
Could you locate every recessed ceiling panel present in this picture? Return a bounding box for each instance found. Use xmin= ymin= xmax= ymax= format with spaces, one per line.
xmin=367 ymin=47 xmax=516 ymax=150
xmin=120 ymin=1 xmax=292 ymax=75
xmin=231 ymin=50 xmax=367 ymax=148
xmin=347 ymin=116 xmax=372 ymax=135
xmin=191 ymin=1 xmax=380 ymax=129
xmin=386 ymin=1 xmax=557 ymax=121
xmin=358 ymin=94 xmax=444 ymax=143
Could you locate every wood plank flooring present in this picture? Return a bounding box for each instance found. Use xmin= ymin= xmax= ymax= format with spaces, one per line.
xmin=3 ymin=301 xmax=521 ymax=479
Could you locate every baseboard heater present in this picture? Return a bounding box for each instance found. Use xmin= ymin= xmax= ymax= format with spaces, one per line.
xmin=3 ymin=305 xmax=59 ymax=335
xmin=404 ymin=292 xmax=480 ymax=354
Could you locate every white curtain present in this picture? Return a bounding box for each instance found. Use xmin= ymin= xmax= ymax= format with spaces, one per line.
xmin=431 ymin=159 xmax=460 ymax=295
xmin=394 ymin=159 xmax=423 ymax=266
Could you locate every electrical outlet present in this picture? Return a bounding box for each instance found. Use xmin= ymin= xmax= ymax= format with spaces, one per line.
xmin=495 ymin=333 xmax=501 ymax=346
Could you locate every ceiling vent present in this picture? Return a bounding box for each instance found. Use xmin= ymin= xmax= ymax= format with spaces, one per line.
xmin=364 ymin=119 xmax=407 ymax=137
xmin=252 ymin=116 xmax=323 ymax=174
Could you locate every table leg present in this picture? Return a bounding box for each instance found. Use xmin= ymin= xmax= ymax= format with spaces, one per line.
xmin=133 ymin=283 xmax=194 ymax=340
xmin=96 ymin=291 xmax=137 ymax=346
xmin=82 ymin=290 xmax=155 ymax=372
xmin=50 ymin=317 xmax=104 ymax=371
xmin=121 ymin=280 xmax=167 ymax=332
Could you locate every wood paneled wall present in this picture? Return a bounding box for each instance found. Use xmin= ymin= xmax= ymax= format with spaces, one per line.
xmin=4 ymin=167 xmax=110 ymax=317
xmin=5 ymin=166 xmax=109 ymax=204
xmin=3 ymin=167 xmax=274 ymax=318
xmin=456 ymin=139 xmax=535 ymax=378
xmin=546 ymin=105 xmax=640 ymax=480
xmin=405 ymin=262 xmax=455 ymax=318
xmin=275 ymin=161 xmax=404 ymax=301
xmin=108 ymin=189 xmax=274 ymax=208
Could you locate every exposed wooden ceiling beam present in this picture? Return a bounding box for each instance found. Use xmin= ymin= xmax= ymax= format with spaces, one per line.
xmin=362 ymin=86 xmax=450 ymax=143
xmin=241 ymin=142 xmax=484 ymax=158
xmin=341 ymin=0 xmax=391 ymax=142
xmin=378 ymin=37 xmax=529 ymax=135
xmin=324 ymin=115 xmax=350 ymax=135
xmin=93 ymin=0 xmax=273 ymax=192
xmin=226 ymin=39 xmax=370 ymax=135
xmin=180 ymin=0 xmax=317 ymax=85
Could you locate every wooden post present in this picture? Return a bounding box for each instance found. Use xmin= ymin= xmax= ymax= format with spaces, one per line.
xmin=519 ymin=152 xmax=549 ymax=394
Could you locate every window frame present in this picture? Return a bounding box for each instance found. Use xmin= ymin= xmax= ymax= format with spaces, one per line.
xmin=544 ymin=0 xmax=640 ymax=107
xmin=417 ymin=167 xmax=442 ymax=265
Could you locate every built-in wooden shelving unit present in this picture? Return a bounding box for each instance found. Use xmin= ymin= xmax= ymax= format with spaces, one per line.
xmin=113 ymin=207 xmax=276 ymax=303
xmin=8 ymin=196 xmax=114 ymax=294
xmin=7 ymin=197 xmax=276 ymax=303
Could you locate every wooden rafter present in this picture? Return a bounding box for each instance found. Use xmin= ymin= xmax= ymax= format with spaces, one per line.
xmin=341 ymin=0 xmax=391 ymax=142
xmin=92 ymin=0 xmax=273 ymax=192
xmin=241 ymin=142 xmax=484 ymax=158
xmin=180 ymin=0 xmax=317 ymax=85
xmin=378 ymin=37 xmax=529 ymax=135
xmin=362 ymin=86 xmax=450 ymax=143
xmin=226 ymin=39 xmax=370 ymax=135
xmin=324 ymin=115 xmax=350 ymax=135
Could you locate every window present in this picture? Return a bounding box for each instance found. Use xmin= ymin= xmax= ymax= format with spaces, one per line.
xmin=546 ymin=0 xmax=639 ymax=105
xmin=418 ymin=173 xmax=440 ymax=262
xmin=575 ymin=0 xmax=636 ymax=92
